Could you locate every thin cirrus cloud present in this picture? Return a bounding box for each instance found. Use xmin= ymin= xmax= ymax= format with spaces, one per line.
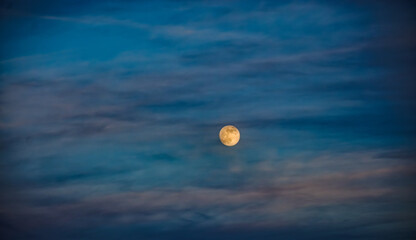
xmin=1 ymin=155 xmax=413 ymax=239
xmin=1 ymin=0 xmax=415 ymax=239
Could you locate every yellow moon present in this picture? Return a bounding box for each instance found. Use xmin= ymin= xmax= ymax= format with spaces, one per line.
xmin=219 ymin=125 xmax=240 ymax=146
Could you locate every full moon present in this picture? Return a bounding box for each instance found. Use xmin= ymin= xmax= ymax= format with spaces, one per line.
xmin=219 ymin=125 xmax=240 ymax=146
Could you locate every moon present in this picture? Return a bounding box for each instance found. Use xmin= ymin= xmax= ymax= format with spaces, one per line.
xmin=219 ymin=125 xmax=240 ymax=146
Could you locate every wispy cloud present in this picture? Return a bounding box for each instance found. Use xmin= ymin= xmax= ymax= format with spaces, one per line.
xmin=1 ymin=0 xmax=415 ymax=239
xmin=1 ymin=161 xmax=412 ymax=232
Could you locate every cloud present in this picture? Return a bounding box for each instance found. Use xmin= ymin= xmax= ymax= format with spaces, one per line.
xmin=1 ymin=1 xmax=415 ymax=239
xmin=1 ymin=8 xmax=268 ymax=44
xmin=2 ymin=155 xmax=413 ymax=226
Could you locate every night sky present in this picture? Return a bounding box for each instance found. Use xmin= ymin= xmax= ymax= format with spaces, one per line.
xmin=1 ymin=0 xmax=416 ymax=239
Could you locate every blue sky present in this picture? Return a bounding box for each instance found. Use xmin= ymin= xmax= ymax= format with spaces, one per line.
xmin=1 ymin=0 xmax=415 ymax=239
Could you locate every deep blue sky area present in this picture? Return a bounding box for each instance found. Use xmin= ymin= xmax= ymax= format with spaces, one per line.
xmin=1 ymin=0 xmax=416 ymax=239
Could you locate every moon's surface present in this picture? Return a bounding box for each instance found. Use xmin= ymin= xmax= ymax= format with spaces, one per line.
xmin=219 ymin=125 xmax=240 ymax=146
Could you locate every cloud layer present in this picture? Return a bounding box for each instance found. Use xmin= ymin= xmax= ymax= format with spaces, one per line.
xmin=1 ymin=0 xmax=415 ymax=239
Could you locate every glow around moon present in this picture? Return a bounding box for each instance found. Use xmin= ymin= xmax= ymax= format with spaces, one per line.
xmin=219 ymin=125 xmax=240 ymax=146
